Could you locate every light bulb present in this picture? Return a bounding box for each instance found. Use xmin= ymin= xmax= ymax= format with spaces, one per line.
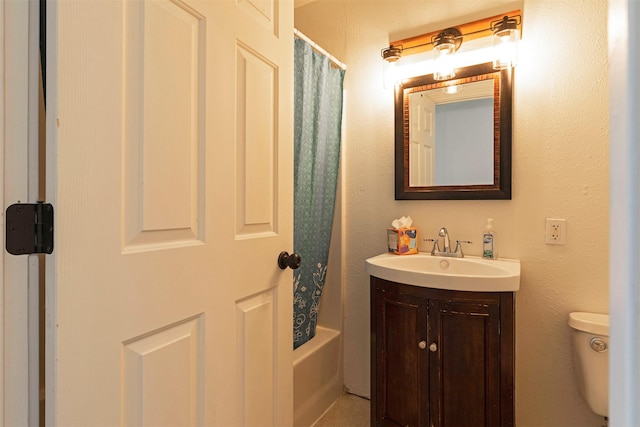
xmin=493 ymin=26 xmax=519 ymax=70
xmin=434 ymin=44 xmax=456 ymax=80
xmin=432 ymin=29 xmax=461 ymax=81
xmin=383 ymin=60 xmax=399 ymax=89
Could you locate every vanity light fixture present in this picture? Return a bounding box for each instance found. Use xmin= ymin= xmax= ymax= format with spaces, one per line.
xmin=381 ymin=45 xmax=403 ymax=63
xmin=381 ymin=45 xmax=404 ymax=88
xmin=491 ymin=16 xmax=520 ymax=69
xmin=432 ymin=28 xmax=462 ymax=80
xmin=381 ymin=12 xmax=522 ymax=81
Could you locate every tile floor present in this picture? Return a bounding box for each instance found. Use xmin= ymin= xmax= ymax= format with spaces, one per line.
xmin=313 ymin=393 xmax=370 ymax=427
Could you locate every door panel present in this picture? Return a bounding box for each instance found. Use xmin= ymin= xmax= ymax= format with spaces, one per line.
xmin=236 ymin=44 xmax=277 ymax=236
xmin=373 ymin=287 xmax=428 ymax=427
xmin=48 ymin=0 xmax=293 ymax=425
xmin=123 ymin=0 xmax=206 ymax=250
xmin=123 ymin=315 xmax=204 ymax=426
xmin=236 ymin=291 xmax=276 ymax=425
xmin=408 ymin=91 xmax=435 ymax=187
xmin=429 ymin=300 xmax=501 ymax=427
xmin=135 ymin=0 xmax=202 ymax=233
xmin=237 ymin=0 xmax=277 ymax=33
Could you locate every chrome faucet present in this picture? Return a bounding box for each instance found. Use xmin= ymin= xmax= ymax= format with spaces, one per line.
xmin=424 ymin=227 xmax=471 ymax=258
xmin=439 ymin=227 xmax=451 ymax=253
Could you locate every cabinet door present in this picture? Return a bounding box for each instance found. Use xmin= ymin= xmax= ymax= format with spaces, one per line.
xmin=428 ymin=299 xmax=501 ymax=427
xmin=373 ymin=288 xmax=429 ymax=427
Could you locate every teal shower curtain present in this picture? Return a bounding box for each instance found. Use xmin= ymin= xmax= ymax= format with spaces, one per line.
xmin=293 ymin=37 xmax=345 ymax=349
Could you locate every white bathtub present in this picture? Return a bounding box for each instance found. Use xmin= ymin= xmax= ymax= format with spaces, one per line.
xmin=293 ymin=326 xmax=344 ymax=426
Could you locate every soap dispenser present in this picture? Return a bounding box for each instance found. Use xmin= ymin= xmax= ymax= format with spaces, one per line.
xmin=482 ymin=218 xmax=497 ymax=259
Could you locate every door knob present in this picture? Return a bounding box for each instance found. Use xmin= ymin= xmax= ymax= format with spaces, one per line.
xmin=429 ymin=342 xmax=438 ymax=352
xmin=278 ymin=251 xmax=301 ymax=270
xmin=418 ymin=340 xmax=427 ymax=350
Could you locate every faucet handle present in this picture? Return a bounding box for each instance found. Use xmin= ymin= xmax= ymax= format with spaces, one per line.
xmin=424 ymin=238 xmax=440 ymax=254
xmin=454 ymin=240 xmax=472 ymax=257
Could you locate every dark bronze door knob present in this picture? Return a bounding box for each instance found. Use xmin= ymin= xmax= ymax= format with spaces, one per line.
xmin=277 ymin=251 xmax=301 ymax=270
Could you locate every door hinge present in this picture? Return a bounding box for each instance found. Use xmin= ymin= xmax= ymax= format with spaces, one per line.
xmin=5 ymin=202 xmax=54 ymax=255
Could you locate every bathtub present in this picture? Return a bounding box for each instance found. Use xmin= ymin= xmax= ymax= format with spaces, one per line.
xmin=293 ymin=326 xmax=344 ymax=426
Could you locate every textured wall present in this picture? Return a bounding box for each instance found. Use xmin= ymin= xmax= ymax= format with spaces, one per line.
xmin=295 ymin=1 xmax=609 ymax=425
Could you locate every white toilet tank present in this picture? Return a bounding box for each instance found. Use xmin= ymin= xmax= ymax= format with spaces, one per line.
xmin=568 ymin=312 xmax=609 ymax=417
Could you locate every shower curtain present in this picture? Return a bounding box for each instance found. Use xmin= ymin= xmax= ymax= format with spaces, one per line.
xmin=293 ymin=37 xmax=346 ymax=349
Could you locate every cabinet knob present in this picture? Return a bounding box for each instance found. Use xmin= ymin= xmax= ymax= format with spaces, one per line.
xmin=429 ymin=342 xmax=438 ymax=352
xmin=418 ymin=340 xmax=427 ymax=349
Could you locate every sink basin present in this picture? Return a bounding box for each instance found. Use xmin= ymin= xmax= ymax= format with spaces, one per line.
xmin=365 ymin=252 xmax=520 ymax=292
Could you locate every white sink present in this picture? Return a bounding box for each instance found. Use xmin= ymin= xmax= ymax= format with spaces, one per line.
xmin=365 ymin=252 xmax=520 ymax=292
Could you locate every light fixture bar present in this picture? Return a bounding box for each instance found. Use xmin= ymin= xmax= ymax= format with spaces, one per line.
xmin=389 ymin=9 xmax=522 ymax=58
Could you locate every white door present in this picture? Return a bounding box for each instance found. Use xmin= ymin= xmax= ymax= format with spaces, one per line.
xmin=46 ymin=0 xmax=294 ymax=425
xmin=408 ymin=91 xmax=435 ymax=187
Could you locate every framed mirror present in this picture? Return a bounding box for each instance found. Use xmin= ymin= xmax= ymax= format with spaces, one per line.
xmin=395 ymin=62 xmax=512 ymax=200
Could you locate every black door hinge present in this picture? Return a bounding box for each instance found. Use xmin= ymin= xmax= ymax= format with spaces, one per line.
xmin=5 ymin=202 xmax=54 ymax=255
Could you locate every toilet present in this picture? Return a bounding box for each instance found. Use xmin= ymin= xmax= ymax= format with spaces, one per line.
xmin=568 ymin=312 xmax=609 ymax=417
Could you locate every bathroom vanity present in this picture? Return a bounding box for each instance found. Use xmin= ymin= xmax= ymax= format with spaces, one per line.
xmin=370 ymin=277 xmax=514 ymax=427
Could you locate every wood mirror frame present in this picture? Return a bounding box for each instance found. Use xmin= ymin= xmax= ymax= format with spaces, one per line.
xmin=395 ymin=62 xmax=513 ymax=200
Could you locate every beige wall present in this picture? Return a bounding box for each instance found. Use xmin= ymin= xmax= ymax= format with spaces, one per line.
xmin=295 ymin=0 xmax=609 ymax=425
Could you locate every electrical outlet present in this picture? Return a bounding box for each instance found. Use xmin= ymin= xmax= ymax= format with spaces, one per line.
xmin=545 ymin=218 xmax=566 ymax=245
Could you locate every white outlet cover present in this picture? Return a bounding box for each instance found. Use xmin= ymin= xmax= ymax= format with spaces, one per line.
xmin=545 ymin=218 xmax=566 ymax=245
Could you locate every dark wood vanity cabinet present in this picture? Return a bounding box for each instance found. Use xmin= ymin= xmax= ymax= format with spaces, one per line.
xmin=371 ymin=276 xmax=514 ymax=427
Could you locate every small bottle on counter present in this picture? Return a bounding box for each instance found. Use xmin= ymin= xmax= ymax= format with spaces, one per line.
xmin=482 ymin=218 xmax=497 ymax=259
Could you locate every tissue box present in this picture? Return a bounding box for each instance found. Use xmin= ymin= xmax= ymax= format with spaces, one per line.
xmin=387 ymin=228 xmax=418 ymax=255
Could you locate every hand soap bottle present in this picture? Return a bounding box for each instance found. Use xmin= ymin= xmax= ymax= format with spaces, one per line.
xmin=482 ymin=218 xmax=497 ymax=259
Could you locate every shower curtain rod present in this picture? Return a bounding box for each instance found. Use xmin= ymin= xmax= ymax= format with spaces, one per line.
xmin=294 ymin=28 xmax=347 ymax=71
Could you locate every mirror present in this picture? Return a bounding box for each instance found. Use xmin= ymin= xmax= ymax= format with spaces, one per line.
xmin=395 ymin=62 xmax=512 ymax=200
